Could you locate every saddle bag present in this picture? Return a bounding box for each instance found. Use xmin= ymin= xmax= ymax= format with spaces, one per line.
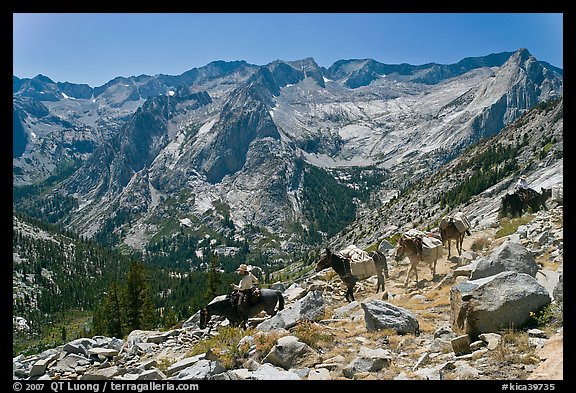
xmin=349 ymin=257 xmax=378 ymax=280
xmin=421 ymin=236 xmax=443 ymax=263
xmin=453 ymin=212 xmax=471 ymax=233
xmin=339 ymin=245 xmax=378 ymax=279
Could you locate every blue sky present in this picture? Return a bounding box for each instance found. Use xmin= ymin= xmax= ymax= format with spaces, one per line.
xmin=13 ymin=13 xmax=563 ymax=88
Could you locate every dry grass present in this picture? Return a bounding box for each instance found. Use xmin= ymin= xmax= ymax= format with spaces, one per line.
xmin=292 ymin=320 xmax=333 ymax=349
xmin=187 ymin=326 xmax=253 ymax=369
xmin=423 ymin=285 xmax=452 ymax=307
xmin=493 ymin=329 xmax=539 ymax=365
xmin=250 ymin=330 xmax=288 ymax=358
xmin=470 ymin=235 xmax=492 ymax=252
xmin=496 ymin=215 xmax=534 ymax=238
xmin=536 ymin=250 xmax=561 ymax=271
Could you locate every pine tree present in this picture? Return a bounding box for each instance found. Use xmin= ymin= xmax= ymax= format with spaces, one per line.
xmin=206 ymin=254 xmax=222 ymax=302
xmin=92 ymin=281 xmax=123 ymax=337
xmin=104 ymin=282 xmax=123 ymax=338
xmin=122 ymin=261 xmax=157 ymax=333
xmin=162 ymin=307 xmax=178 ymax=329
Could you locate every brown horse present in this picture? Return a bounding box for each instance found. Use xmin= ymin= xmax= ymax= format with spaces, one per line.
xmin=316 ymin=248 xmax=388 ymax=302
xmin=440 ymin=222 xmax=470 ymax=258
xmin=393 ymin=235 xmax=437 ymax=287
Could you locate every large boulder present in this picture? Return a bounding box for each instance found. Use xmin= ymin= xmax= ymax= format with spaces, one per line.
xmin=450 ymin=271 xmax=551 ymax=337
xmin=361 ymin=300 xmax=420 ymax=335
xmin=342 ymin=346 xmax=392 ymax=378
xmin=552 ymin=266 xmax=563 ymax=305
xmin=262 ymin=335 xmax=320 ymax=370
xmin=169 ymin=359 xmax=225 ymax=380
xmin=470 ymin=240 xmax=539 ymax=280
xmin=256 ymin=290 xmax=325 ymax=330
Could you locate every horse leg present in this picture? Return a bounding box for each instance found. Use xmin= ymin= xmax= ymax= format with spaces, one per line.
xmin=405 ymin=258 xmax=417 ymax=287
xmin=346 ymin=285 xmax=355 ymax=302
xmin=404 ymin=264 xmax=411 ymax=287
xmin=265 ymin=300 xmax=278 ymax=317
xmin=376 ymin=271 xmax=385 ymax=293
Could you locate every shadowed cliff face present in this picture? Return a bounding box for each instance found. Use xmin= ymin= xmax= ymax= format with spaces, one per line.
xmin=13 ymin=108 xmax=28 ymax=158
xmin=199 ymin=67 xmax=282 ymax=184
xmin=197 ymin=59 xmax=330 ymax=184
xmin=202 ymin=101 xmax=280 ymax=184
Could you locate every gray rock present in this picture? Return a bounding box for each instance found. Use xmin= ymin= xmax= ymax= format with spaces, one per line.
xmin=87 ymin=347 xmax=119 ymax=358
xmin=165 ymin=355 xmax=204 ymax=377
xmin=361 ymin=300 xmax=420 ymax=334
xmin=451 ymin=335 xmax=471 ymax=356
xmin=332 ymin=301 xmax=361 ymax=319
xmin=262 ymin=335 xmax=319 ymax=370
xmin=51 ymin=354 xmax=91 ymax=374
xmin=135 ymin=368 xmax=167 ymax=380
xmin=256 ymin=290 xmax=325 ymax=330
xmin=450 ymin=271 xmax=551 ymax=337
xmin=470 ymin=240 xmax=539 ymax=279
xmin=251 ymin=363 xmax=301 ymax=380
xmin=307 ymin=368 xmax=331 ymax=380
xmin=342 ymin=346 xmax=392 ymax=378
xmin=170 ymin=359 xmax=225 ymax=380
xmin=478 ymin=333 xmax=502 ymax=350
xmin=80 ymin=366 xmax=121 ymax=380
xmin=29 ymin=353 xmax=59 ymax=377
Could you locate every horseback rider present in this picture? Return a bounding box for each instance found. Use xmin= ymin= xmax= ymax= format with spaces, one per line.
xmin=516 ymin=175 xmax=529 ymax=190
xmin=231 ymin=264 xmax=259 ymax=309
xmin=514 ymin=175 xmax=531 ymax=201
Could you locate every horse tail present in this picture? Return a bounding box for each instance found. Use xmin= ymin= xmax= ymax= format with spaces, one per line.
xmin=375 ymin=251 xmax=389 ymax=278
xmin=381 ymin=252 xmax=389 ymax=278
xmin=276 ymin=290 xmax=285 ymax=311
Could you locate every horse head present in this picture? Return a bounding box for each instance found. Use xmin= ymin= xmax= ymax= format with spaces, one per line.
xmin=316 ymin=248 xmax=333 ymax=272
xmin=394 ymin=236 xmax=422 ymax=261
xmin=393 ymin=238 xmax=406 ymax=262
xmin=199 ymin=307 xmax=209 ymax=329
xmin=439 ymin=227 xmax=447 ymax=243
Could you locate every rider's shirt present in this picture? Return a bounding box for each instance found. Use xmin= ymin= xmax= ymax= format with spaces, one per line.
xmin=232 ymin=273 xmax=259 ymax=291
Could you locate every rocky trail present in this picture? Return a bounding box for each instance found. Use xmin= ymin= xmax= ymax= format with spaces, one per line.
xmin=13 ymin=207 xmax=563 ymax=382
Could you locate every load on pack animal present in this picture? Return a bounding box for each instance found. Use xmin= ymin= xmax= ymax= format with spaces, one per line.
xmin=439 ymin=212 xmax=471 ymax=258
xmin=316 ymin=245 xmax=388 ymax=302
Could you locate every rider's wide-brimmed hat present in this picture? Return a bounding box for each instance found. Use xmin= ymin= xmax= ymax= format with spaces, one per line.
xmin=236 ymin=264 xmax=251 ymax=273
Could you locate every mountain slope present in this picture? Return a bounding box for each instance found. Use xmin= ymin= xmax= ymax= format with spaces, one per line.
xmin=13 ymin=49 xmax=563 ymax=263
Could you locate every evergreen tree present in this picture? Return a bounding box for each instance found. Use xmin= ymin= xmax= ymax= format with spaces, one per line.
xmin=206 ymin=254 xmax=222 ymax=302
xmin=103 ymin=282 xmax=123 ymax=338
xmin=122 ymin=261 xmax=157 ymax=333
xmin=91 ymin=281 xmax=123 ymax=337
xmin=162 ymin=307 xmax=178 ymax=329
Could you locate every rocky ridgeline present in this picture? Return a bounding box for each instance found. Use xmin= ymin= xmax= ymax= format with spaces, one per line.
xmin=13 ymin=206 xmax=563 ymax=381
